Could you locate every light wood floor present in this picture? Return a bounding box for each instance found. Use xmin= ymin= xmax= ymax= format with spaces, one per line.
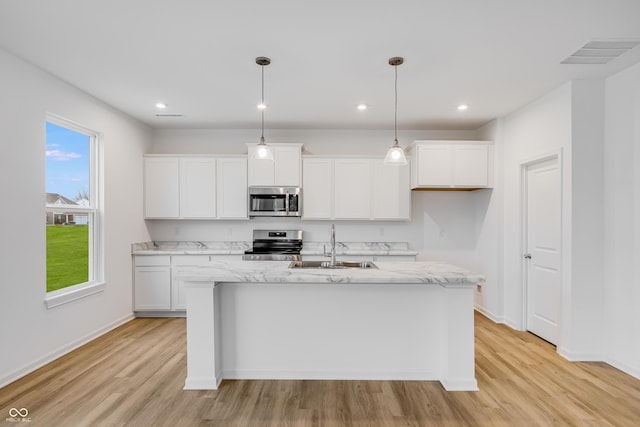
xmin=2 ymin=312 xmax=639 ymax=426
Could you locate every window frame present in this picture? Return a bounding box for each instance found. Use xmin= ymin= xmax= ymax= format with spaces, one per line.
xmin=45 ymin=114 xmax=104 ymax=308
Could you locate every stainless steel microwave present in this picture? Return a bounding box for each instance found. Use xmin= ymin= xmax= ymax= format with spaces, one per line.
xmin=248 ymin=186 xmax=301 ymax=217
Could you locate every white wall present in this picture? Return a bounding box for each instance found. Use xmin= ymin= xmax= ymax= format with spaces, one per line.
xmin=497 ymin=79 xmax=607 ymax=361
xmin=603 ymin=61 xmax=640 ymax=378
xmin=0 ymin=48 xmax=152 ymax=386
xmin=471 ymin=120 xmax=504 ymax=322
xmin=565 ymin=80 xmax=605 ymax=360
xmin=499 ymin=83 xmax=573 ymax=330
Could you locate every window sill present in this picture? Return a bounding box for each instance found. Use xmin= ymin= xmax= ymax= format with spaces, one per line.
xmin=45 ymin=281 xmax=106 ymax=309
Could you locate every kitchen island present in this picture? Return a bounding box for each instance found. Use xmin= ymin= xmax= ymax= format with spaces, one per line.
xmin=180 ymin=260 xmax=481 ymax=391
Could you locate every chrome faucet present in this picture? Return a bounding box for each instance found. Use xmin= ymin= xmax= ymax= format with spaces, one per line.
xmin=323 ymin=223 xmax=337 ymax=267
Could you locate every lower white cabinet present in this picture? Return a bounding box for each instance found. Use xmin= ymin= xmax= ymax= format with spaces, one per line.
xmin=134 ymin=254 xmax=245 ymax=315
xmin=133 ymin=256 xmax=171 ymax=311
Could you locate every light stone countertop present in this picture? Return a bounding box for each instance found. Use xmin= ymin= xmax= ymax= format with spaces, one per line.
xmin=131 ymin=241 xmax=418 ymax=257
xmin=131 ymin=241 xmax=251 ymax=255
xmin=177 ymin=260 xmax=482 ymax=287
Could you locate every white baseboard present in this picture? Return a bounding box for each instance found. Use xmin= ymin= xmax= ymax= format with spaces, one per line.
xmin=557 ymin=346 xmax=603 ymax=362
xmin=134 ymin=311 xmax=186 ymax=318
xmin=474 ymin=305 xmax=503 ymax=323
xmin=222 ymin=369 xmax=440 ymax=382
xmin=184 ymin=375 xmax=222 ymax=390
xmin=473 ymin=306 xmax=524 ymax=332
xmin=440 ymin=378 xmax=479 ymax=391
xmin=0 ymin=313 xmax=134 ymax=388
xmin=604 ymin=356 xmax=640 ymax=380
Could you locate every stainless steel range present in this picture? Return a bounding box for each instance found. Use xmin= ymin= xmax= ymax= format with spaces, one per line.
xmin=242 ymin=229 xmax=303 ymax=261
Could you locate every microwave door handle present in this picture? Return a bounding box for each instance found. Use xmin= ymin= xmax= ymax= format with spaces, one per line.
xmin=285 ymin=193 xmax=290 ymax=215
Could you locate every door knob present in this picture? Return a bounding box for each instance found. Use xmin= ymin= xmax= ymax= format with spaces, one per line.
xmin=524 ymin=253 xmax=532 ymax=259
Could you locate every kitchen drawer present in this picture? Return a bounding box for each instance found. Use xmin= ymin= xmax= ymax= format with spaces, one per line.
xmin=134 ymin=255 xmax=171 ymax=266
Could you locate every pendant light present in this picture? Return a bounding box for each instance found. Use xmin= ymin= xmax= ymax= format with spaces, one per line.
xmin=252 ymin=56 xmax=274 ymax=161
xmin=384 ymin=57 xmax=408 ymax=165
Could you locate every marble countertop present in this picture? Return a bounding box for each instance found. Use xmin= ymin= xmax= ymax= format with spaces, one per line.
xmin=300 ymin=242 xmax=418 ymax=256
xmin=131 ymin=241 xmax=251 ymax=255
xmin=177 ymin=260 xmax=482 ymax=286
xmin=131 ymin=241 xmax=418 ymax=257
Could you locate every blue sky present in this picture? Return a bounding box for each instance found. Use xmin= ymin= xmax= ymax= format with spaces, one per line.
xmin=46 ymin=122 xmax=90 ymax=200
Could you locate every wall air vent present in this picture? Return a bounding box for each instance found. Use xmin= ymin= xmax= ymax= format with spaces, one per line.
xmin=561 ymin=39 xmax=640 ymax=64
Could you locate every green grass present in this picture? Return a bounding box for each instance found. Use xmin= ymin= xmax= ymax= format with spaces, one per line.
xmin=46 ymin=225 xmax=89 ymax=292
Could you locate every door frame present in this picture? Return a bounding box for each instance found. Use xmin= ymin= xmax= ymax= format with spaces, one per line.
xmin=519 ymin=148 xmax=563 ymax=333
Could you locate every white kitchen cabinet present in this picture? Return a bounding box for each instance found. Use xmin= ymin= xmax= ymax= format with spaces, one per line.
xmin=180 ymin=157 xmax=217 ymax=218
xmin=410 ymin=141 xmax=493 ymax=189
xmin=217 ymin=157 xmax=248 ymax=219
xmin=134 ymin=254 xmax=247 ymax=315
xmin=144 ymin=158 xmax=180 ymax=218
xmin=133 ymin=256 xmax=171 ymax=311
xmin=247 ymin=143 xmax=302 ymax=186
xmin=302 ymin=157 xmax=410 ymax=220
xmin=144 ymin=155 xmax=249 ymax=219
xmin=416 ymin=145 xmax=452 ymax=187
xmin=372 ymin=160 xmax=411 ymax=220
xmin=302 ymin=158 xmax=333 ymax=219
xmin=334 ymin=159 xmax=372 ymax=219
xmin=453 ymin=145 xmax=489 ymax=187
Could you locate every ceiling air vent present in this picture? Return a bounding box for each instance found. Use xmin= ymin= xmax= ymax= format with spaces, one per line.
xmin=155 ymin=114 xmax=183 ymax=117
xmin=561 ymin=39 xmax=640 ymax=64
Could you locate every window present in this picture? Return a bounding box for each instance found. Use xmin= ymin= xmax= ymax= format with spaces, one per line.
xmin=45 ymin=115 xmax=103 ymax=307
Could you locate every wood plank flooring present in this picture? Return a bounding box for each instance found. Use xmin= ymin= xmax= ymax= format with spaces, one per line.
xmin=1 ymin=313 xmax=639 ymax=426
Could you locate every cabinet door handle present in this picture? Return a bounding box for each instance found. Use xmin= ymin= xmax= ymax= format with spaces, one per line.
xmin=524 ymin=253 xmax=532 ymax=259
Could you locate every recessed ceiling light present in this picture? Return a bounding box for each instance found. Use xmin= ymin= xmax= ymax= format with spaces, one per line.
xmin=257 ymin=103 xmax=267 ymax=109
xmin=357 ymin=104 xmax=368 ymax=111
xmin=156 ymin=103 xmax=167 ymax=109
xmin=457 ymin=104 xmax=469 ymax=111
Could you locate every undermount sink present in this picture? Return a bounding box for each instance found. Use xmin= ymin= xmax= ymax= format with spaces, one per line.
xmin=289 ymin=260 xmax=378 ymax=269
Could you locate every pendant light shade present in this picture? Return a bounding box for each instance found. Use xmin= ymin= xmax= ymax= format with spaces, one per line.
xmin=252 ymin=56 xmax=274 ymax=161
xmin=384 ymin=57 xmax=408 ymax=166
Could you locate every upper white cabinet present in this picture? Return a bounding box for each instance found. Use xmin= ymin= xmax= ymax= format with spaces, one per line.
xmin=334 ymin=159 xmax=372 ymax=219
xmin=144 ymin=157 xmax=180 ymax=218
xmin=217 ymin=157 xmax=248 ymax=218
xmin=144 ymin=155 xmax=248 ymax=219
xmin=301 ymin=158 xmax=333 ymax=219
xmin=180 ymin=158 xmax=217 ymax=218
xmin=247 ymin=143 xmax=302 ymax=186
xmin=409 ymin=141 xmax=493 ymax=189
xmin=302 ymin=157 xmax=410 ymax=220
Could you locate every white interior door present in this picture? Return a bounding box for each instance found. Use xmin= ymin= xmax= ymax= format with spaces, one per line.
xmin=525 ymin=157 xmax=561 ymax=344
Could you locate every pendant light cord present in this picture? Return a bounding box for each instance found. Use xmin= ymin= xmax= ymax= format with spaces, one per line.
xmin=394 ymin=64 xmax=398 ymax=143
xmin=261 ymin=64 xmax=265 ymax=142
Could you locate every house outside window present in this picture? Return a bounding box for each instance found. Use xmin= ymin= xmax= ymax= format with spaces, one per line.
xmin=45 ymin=115 xmax=103 ymax=307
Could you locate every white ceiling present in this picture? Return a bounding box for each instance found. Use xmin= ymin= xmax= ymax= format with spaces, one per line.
xmin=1 ymin=0 xmax=640 ymax=131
